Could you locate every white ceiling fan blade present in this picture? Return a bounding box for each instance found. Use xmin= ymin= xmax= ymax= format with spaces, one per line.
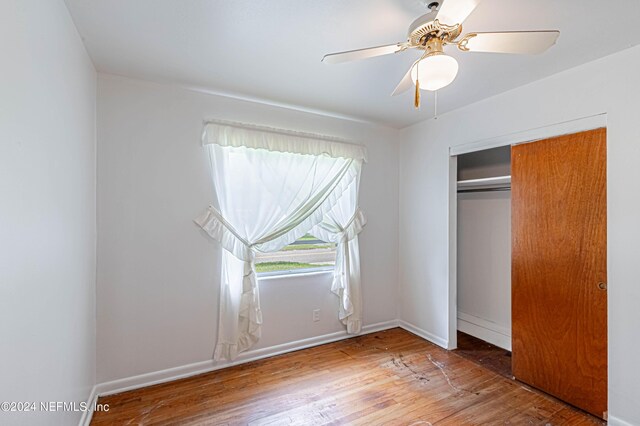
xmin=458 ymin=31 xmax=560 ymax=54
xmin=435 ymin=0 xmax=481 ymax=25
xmin=391 ymin=62 xmax=417 ymax=96
xmin=322 ymin=43 xmax=407 ymax=64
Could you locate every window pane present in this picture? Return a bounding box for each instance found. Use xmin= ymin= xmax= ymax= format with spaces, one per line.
xmin=255 ymin=234 xmax=335 ymax=274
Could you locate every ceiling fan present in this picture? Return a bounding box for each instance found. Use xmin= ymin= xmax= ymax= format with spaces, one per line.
xmin=322 ymin=0 xmax=559 ymax=108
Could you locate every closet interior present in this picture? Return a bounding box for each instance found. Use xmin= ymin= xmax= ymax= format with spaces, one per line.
xmin=456 ymin=146 xmax=512 ymax=351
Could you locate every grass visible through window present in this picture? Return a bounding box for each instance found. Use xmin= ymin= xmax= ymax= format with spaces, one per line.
xmin=255 ymin=261 xmax=332 ymax=273
xmin=281 ymin=243 xmax=332 ymax=251
xmin=255 ymin=234 xmax=336 ymax=275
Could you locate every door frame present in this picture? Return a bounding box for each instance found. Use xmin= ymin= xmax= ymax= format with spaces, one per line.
xmin=447 ymin=112 xmax=608 ymax=351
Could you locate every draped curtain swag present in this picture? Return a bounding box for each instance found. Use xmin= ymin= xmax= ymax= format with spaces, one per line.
xmin=196 ymin=120 xmax=367 ymax=361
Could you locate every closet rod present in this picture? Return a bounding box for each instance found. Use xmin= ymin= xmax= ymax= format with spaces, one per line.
xmin=457 ymin=187 xmax=511 ymax=194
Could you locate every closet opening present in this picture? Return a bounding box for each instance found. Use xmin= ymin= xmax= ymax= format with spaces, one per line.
xmin=454 ymin=145 xmax=513 ymax=377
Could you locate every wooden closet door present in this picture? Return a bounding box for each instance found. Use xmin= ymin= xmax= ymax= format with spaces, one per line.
xmin=511 ymin=128 xmax=607 ymax=419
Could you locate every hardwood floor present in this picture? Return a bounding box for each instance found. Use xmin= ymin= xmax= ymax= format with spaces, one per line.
xmin=92 ymin=328 xmax=604 ymax=425
xmin=454 ymin=331 xmax=512 ymax=379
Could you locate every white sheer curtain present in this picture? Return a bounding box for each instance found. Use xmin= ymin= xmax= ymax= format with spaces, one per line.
xmin=310 ymin=176 xmax=366 ymax=334
xmin=195 ymin=121 xmax=367 ymax=361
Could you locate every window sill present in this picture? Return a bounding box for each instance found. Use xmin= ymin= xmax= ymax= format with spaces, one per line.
xmin=257 ymin=267 xmax=334 ymax=281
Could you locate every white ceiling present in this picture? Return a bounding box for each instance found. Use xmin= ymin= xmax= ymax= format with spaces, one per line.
xmin=65 ymin=0 xmax=640 ymax=128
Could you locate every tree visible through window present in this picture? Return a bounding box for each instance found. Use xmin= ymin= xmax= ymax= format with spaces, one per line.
xmin=255 ymin=234 xmax=336 ymax=274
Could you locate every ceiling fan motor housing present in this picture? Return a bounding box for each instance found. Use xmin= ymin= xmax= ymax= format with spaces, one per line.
xmin=407 ymin=11 xmax=462 ymax=48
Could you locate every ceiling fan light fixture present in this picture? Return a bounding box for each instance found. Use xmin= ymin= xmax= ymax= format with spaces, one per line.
xmin=410 ymin=53 xmax=459 ymax=91
xmin=322 ymin=0 xmax=560 ymax=106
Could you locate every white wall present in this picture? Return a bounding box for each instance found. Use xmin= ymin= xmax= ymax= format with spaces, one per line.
xmin=399 ymin=44 xmax=640 ymax=425
xmin=0 ymin=1 xmax=97 ymax=425
xmin=457 ymin=192 xmax=511 ymax=350
xmin=96 ymin=74 xmax=399 ymax=383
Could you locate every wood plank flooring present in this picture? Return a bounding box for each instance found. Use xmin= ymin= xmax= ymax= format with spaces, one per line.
xmin=454 ymin=331 xmax=512 ymax=379
xmin=92 ymin=328 xmax=604 ymax=425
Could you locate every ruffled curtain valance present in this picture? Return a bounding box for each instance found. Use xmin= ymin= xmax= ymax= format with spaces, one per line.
xmin=196 ymin=120 xmax=367 ymax=361
xmin=202 ymin=120 xmax=368 ymax=162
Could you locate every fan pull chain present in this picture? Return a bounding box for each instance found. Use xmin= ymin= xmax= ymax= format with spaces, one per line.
xmin=434 ymin=90 xmax=438 ymax=119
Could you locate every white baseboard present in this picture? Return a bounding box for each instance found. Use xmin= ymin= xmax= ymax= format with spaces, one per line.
xmin=457 ymin=312 xmax=511 ymax=351
xmin=608 ymin=414 xmax=636 ymax=426
xmin=92 ymin=320 xmax=399 ymax=399
xmin=398 ymin=320 xmax=448 ymax=349
xmin=78 ymin=385 xmax=98 ymax=426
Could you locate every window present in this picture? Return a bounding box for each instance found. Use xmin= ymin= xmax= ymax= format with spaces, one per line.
xmin=255 ymin=234 xmax=336 ymax=275
xmin=196 ymin=121 xmax=367 ymax=359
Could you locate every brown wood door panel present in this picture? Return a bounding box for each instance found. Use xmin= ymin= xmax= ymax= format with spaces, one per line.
xmin=511 ymin=128 xmax=607 ymax=419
